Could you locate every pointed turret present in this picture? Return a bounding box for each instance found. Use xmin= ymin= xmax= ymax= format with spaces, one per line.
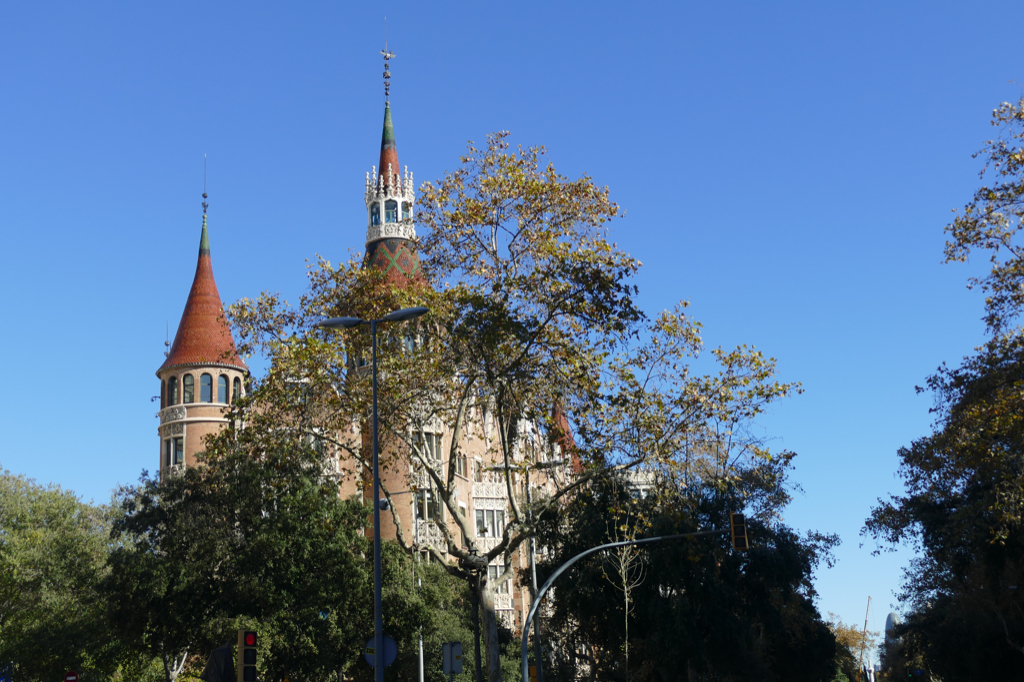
xmin=155 ymin=197 xmax=248 ymax=477
xmin=159 ymin=214 xmax=245 ymax=372
xmin=362 ymin=51 xmax=422 ymax=286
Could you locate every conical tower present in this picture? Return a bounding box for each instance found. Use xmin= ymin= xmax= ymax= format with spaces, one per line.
xmin=363 ymin=50 xmax=421 ymax=285
xmin=155 ymin=195 xmax=247 ymax=476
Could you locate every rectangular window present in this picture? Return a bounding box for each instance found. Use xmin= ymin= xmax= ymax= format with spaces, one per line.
xmin=456 ymin=454 xmax=467 ymax=478
xmin=488 ymin=565 xmax=509 ymax=594
xmin=416 ymin=490 xmax=441 ymax=522
xmin=164 ymin=439 xmax=172 ymax=467
xmin=172 ymin=437 xmax=184 ymax=465
xmin=415 ymin=432 xmax=442 ymax=461
xmin=474 ymin=459 xmax=483 ymax=483
xmin=475 ymin=509 xmax=504 ymax=537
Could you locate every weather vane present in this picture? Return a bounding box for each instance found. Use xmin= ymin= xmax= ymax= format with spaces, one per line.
xmin=202 ymin=154 xmax=209 ymax=215
xmin=381 ymin=17 xmax=395 ymax=103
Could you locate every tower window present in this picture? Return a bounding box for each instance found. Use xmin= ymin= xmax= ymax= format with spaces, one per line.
xmin=183 ymin=375 xmax=195 ymax=403
xmin=371 ymin=203 xmax=380 ymax=226
xmin=218 ymin=375 xmax=229 ymax=403
xmin=385 ymin=200 xmax=398 ymax=223
xmin=200 ymin=373 xmax=213 ymax=403
xmin=168 ymin=376 xmax=178 ymax=405
xmin=232 ymin=377 xmax=241 ymax=403
xmin=402 ymin=202 xmax=412 ymax=220
xmin=164 ymin=437 xmax=184 ymax=467
xmin=160 ymin=380 xmax=166 ymax=409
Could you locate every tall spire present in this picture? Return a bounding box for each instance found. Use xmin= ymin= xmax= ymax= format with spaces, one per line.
xmin=159 ymin=190 xmax=245 ymax=372
xmin=378 ymin=36 xmax=399 ymax=191
xmin=362 ymin=41 xmax=422 ymax=286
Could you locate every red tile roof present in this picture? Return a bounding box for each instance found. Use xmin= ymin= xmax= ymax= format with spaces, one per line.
xmin=158 ymin=218 xmax=246 ymax=374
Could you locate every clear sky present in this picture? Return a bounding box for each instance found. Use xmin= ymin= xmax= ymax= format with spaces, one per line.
xmin=1 ymin=0 xmax=1018 ymax=651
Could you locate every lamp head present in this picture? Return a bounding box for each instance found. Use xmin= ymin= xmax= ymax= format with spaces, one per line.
xmin=381 ymin=306 xmax=429 ymax=323
xmin=317 ymin=317 xmax=365 ymax=329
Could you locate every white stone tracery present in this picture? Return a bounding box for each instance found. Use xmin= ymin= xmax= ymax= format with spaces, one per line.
xmin=365 ymin=164 xmax=416 ymax=246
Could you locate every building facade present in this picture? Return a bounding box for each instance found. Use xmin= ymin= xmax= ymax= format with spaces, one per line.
xmin=153 ymin=68 xmax=569 ymax=634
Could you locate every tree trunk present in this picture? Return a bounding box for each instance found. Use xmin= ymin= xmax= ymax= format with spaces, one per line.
xmin=478 ymin=573 xmax=502 ymax=682
xmin=162 ymin=648 xmax=188 ymax=682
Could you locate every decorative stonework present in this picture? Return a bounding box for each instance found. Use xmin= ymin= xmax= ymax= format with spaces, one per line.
xmin=161 ymin=405 xmax=187 ymax=424
xmin=416 ymin=520 xmax=447 ymax=551
xmin=162 ymin=422 xmax=185 ymax=437
xmin=165 ymin=463 xmax=186 ymax=479
xmin=475 ymin=537 xmax=502 ymax=553
xmin=496 ymin=610 xmax=515 ymax=630
xmin=494 ymin=594 xmax=513 ymax=610
xmin=365 ymin=219 xmax=416 ymax=244
xmin=472 ymin=482 xmax=508 ymax=500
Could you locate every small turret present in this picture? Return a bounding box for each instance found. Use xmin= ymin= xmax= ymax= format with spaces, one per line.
xmin=155 ymin=194 xmax=247 ymax=476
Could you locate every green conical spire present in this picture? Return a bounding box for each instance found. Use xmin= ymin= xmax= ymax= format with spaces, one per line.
xmin=378 ymin=104 xmax=400 ymax=186
xmin=199 ymin=214 xmax=210 ymax=256
xmin=381 ymin=104 xmax=396 ymax=152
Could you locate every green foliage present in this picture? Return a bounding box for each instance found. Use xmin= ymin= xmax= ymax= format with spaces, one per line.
xmin=0 ymin=467 xmax=135 ymax=681
xmin=536 ymin=474 xmax=838 ymax=682
xmin=945 ymin=98 xmax=1024 ymax=335
xmin=866 ymin=98 xmax=1024 ymax=679
xmin=105 ymin=431 xmax=479 ymax=681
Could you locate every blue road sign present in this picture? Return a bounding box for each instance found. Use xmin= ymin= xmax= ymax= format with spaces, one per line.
xmin=364 ymin=635 xmax=398 ymax=668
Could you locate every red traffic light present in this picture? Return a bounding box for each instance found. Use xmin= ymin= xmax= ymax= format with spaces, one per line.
xmin=244 ymin=631 xmax=257 ymax=647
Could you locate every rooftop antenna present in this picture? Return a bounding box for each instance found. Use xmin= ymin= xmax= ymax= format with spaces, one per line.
xmin=381 ymin=18 xmax=395 ymax=104
xmin=202 ymin=154 xmax=209 ymax=215
xmin=164 ymin=322 xmax=170 ymax=357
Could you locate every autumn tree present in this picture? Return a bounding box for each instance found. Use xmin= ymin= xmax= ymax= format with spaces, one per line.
xmin=866 ymin=98 xmax=1024 ymax=679
xmin=226 ymin=132 xmax=800 ymax=681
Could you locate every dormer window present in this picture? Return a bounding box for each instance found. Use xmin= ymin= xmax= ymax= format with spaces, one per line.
xmin=183 ymin=374 xmax=195 ymax=404
xmin=385 ymin=200 xmax=398 ymax=223
xmin=371 ymin=203 xmax=381 ymax=226
xmin=402 ymin=202 xmax=412 ymax=220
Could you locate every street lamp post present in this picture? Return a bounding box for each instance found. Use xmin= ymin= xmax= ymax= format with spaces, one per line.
xmin=318 ymin=306 xmax=429 ymax=682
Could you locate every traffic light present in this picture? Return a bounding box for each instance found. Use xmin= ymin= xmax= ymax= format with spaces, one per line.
xmin=237 ymin=630 xmax=257 ymax=682
xmin=730 ymin=513 xmax=748 ymax=551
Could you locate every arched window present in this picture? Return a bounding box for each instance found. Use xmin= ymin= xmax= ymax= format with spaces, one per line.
xmin=200 ymin=373 xmax=213 ymax=402
xmin=385 ymin=200 xmax=398 ymax=223
xmin=232 ymin=377 xmax=241 ymax=403
xmin=371 ymin=203 xmax=380 ymax=226
xmin=183 ymin=374 xmax=195 ymax=403
xmin=218 ymin=375 xmax=229 ymax=403
xmin=168 ymin=376 xmax=178 ymax=405
xmin=160 ymin=380 xmax=166 ymax=408
xmin=402 ymin=201 xmax=412 ymax=220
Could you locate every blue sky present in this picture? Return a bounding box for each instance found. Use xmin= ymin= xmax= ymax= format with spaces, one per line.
xmin=1 ymin=0 xmax=1018 ymax=648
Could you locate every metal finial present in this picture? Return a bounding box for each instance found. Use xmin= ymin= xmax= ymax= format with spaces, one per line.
xmin=202 ymin=154 xmax=209 ymax=215
xmin=381 ymin=18 xmax=395 ymax=103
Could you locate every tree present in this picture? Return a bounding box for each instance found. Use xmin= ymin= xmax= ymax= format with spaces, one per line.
xmin=535 ymin=471 xmax=839 ymax=682
xmin=107 ymin=430 xmax=412 ymax=682
xmin=825 ymin=613 xmax=876 ymax=681
xmin=226 ymin=132 xmax=800 ymax=681
xmin=866 ymin=97 xmax=1024 ymax=680
xmin=0 ymin=468 xmax=132 ymax=681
